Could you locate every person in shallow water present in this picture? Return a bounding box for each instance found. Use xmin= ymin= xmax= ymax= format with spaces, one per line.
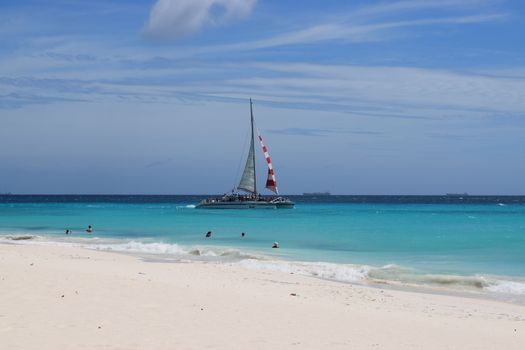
xmin=65 ymin=229 xmax=71 ymax=235
xmin=86 ymin=225 xmax=93 ymax=233
xmin=272 ymin=241 xmax=279 ymax=248
xmin=205 ymin=231 xmax=212 ymax=238
xmin=241 ymin=232 xmax=245 ymax=238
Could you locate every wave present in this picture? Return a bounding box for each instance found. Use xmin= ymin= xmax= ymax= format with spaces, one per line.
xmin=367 ymin=264 xmax=490 ymax=288
xmin=368 ymin=265 xmax=525 ymax=296
xmin=235 ymin=259 xmax=370 ymax=283
xmin=89 ymin=241 xmax=265 ymax=261
xmin=3 ymin=234 xmax=525 ymax=297
xmin=236 ymin=260 xmax=525 ymax=296
xmin=92 ymin=241 xmax=187 ymax=255
xmin=486 ymin=280 xmax=525 ymax=295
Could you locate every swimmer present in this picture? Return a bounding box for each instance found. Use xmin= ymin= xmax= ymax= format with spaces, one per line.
xmin=205 ymin=231 xmax=212 ymax=238
xmin=86 ymin=225 xmax=93 ymax=233
xmin=65 ymin=229 xmax=71 ymax=235
xmin=272 ymin=241 xmax=279 ymax=248
xmin=241 ymin=232 xmax=245 ymax=238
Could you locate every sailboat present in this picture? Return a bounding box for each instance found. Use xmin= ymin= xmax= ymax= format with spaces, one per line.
xmin=196 ymin=99 xmax=294 ymax=209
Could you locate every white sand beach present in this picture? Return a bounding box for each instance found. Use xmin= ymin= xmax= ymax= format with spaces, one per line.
xmin=1 ymin=243 xmax=524 ymax=350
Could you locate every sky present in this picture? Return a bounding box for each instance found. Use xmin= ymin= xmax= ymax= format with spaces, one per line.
xmin=0 ymin=0 xmax=524 ymax=195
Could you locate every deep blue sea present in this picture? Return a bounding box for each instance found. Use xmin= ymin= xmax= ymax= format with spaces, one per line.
xmin=1 ymin=195 xmax=525 ymax=299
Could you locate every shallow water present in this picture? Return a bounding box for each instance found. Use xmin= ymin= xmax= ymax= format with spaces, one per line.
xmin=1 ymin=195 xmax=525 ymax=297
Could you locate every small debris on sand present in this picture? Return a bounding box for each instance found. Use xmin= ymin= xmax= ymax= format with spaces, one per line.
xmin=290 ymin=293 xmax=297 ymax=297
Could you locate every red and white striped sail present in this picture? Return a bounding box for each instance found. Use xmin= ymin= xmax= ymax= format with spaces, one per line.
xmin=257 ymin=131 xmax=278 ymax=194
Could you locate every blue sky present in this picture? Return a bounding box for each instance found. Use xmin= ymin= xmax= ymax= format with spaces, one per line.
xmin=0 ymin=0 xmax=524 ymax=194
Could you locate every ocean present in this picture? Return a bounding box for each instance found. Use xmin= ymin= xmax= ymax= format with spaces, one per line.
xmin=1 ymin=195 xmax=525 ymax=300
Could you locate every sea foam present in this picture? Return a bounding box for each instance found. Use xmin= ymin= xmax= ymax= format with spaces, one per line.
xmin=3 ymin=234 xmax=525 ymax=297
xmin=92 ymin=241 xmax=187 ymax=255
xmin=89 ymin=241 xmax=264 ymax=261
xmin=235 ymin=259 xmax=370 ymax=283
xmin=486 ymin=280 xmax=525 ymax=295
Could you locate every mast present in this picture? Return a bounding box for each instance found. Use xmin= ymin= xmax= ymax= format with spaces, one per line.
xmin=250 ymin=98 xmax=257 ymax=195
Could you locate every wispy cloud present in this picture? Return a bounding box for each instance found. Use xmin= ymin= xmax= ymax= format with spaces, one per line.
xmin=186 ymin=0 xmax=506 ymax=52
xmin=0 ymin=0 xmax=520 ymax=120
xmin=229 ymin=62 xmax=525 ymax=115
xmin=340 ymin=0 xmax=500 ymax=22
xmin=2 ymin=61 xmax=524 ymax=124
xmin=206 ymin=13 xmax=506 ymax=52
xmin=144 ymin=0 xmax=257 ymax=40
xmin=0 ymin=0 xmax=508 ymax=73
xmin=0 ymin=92 xmax=86 ymax=109
xmin=268 ymin=128 xmax=384 ymax=137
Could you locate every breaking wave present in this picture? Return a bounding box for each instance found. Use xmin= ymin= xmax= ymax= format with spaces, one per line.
xmin=2 ymin=234 xmax=525 ymax=297
xmin=235 ymin=260 xmax=525 ymax=296
xmin=367 ymin=264 xmax=491 ymax=288
xmin=235 ymin=259 xmax=370 ymax=283
xmin=93 ymin=241 xmax=187 ymax=255
xmin=486 ymin=280 xmax=525 ymax=295
xmin=89 ymin=241 xmax=265 ymax=261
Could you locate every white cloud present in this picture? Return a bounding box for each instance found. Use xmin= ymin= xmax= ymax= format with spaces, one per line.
xmin=144 ymin=0 xmax=257 ymax=40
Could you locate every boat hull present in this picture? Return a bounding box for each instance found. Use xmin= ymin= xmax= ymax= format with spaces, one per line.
xmin=195 ymin=200 xmax=294 ymax=209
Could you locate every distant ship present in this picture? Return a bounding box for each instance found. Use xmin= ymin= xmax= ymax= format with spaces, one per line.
xmin=302 ymin=192 xmax=331 ymax=196
xmin=195 ymin=100 xmax=294 ymax=209
xmin=446 ymin=193 xmax=469 ymax=197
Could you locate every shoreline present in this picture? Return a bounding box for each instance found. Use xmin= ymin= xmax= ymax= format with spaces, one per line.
xmin=2 ymin=233 xmax=525 ymax=305
xmin=1 ymin=242 xmax=524 ymax=349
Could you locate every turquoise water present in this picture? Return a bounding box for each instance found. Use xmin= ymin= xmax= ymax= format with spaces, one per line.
xmin=1 ymin=195 xmax=525 ymax=296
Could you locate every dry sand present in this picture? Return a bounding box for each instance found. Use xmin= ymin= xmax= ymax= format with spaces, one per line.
xmin=1 ymin=243 xmax=524 ymax=349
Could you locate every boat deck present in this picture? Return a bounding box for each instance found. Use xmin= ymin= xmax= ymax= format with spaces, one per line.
xmin=196 ymin=198 xmax=294 ymax=209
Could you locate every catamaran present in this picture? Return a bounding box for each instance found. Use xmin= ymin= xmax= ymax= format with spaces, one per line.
xmin=196 ymin=99 xmax=294 ymax=209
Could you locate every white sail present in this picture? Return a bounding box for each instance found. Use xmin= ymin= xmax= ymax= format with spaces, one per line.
xmin=237 ymin=99 xmax=257 ymax=194
xmin=237 ymin=136 xmax=256 ymax=193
